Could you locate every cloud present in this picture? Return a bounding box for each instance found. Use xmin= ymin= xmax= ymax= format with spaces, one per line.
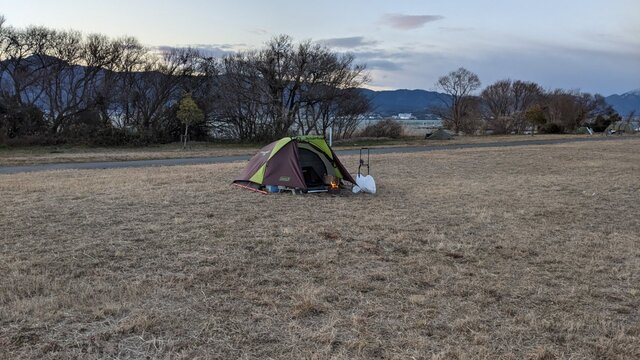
xmin=192 ymin=46 xmax=235 ymax=58
xmin=381 ymin=14 xmax=444 ymax=30
xmin=438 ymin=26 xmax=473 ymax=32
xmin=191 ymin=43 xmax=248 ymax=55
xmin=362 ymin=41 xmax=640 ymax=95
xmin=351 ymin=49 xmax=407 ymax=61
xmin=156 ymin=44 xmax=239 ymax=58
xmin=212 ymin=43 xmax=245 ymax=50
xmin=318 ymin=36 xmax=378 ymax=49
xmin=365 ymin=59 xmax=402 ymax=71
xmin=346 ymin=49 xmax=405 ymax=71
xmin=249 ymin=28 xmax=269 ymax=35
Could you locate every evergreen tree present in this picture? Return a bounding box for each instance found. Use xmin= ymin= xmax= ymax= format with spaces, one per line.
xmin=176 ymin=93 xmax=204 ymax=149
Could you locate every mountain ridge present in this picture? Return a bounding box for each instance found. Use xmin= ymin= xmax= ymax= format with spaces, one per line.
xmin=362 ymin=88 xmax=640 ymax=117
xmin=604 ymin=90 xmax=640 ymax=117
xmin=358 ymin=88 xmax=449 ymax=117
xmin=2 ymin=55 xmax=638 ymax=117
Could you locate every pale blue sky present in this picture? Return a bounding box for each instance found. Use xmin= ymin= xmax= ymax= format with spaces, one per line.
xmin=1 ymin=0 xmax=638 ymax=94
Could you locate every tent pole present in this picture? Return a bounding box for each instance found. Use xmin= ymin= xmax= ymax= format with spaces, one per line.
xmin=328 ymin=127 xmax=333 ymax=147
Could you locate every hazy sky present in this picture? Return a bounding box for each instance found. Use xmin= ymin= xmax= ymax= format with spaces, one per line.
xmin=1 ymin=0 xmax=638 ymax=94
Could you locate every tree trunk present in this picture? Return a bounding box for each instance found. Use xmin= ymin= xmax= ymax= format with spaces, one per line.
xmin=183 ymin=123 xmax=189 ymax=149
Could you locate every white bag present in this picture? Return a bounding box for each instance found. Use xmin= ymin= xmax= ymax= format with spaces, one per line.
xmin=352 ymin=174 xmax=376 ymax=194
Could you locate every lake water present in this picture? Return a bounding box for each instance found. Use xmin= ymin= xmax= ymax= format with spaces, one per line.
xmin=359 ymin=119 xmax=443 ymax=129
xmin=357 ymin=119 xmax=444 ymax=136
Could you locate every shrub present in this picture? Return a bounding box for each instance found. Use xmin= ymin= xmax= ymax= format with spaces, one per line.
xmin=487 ymin=116 xmax=513 ymax=135
xmin=3 ymin=134 xmax=66 ymax=147
xmin=359 ymin=119 xmax=404 ymax=138
xmin=590 ymin=114 xmax=619 ymax=133
xmin=0 ymin=101 xmax=48 ymax=143
xmin=540 ymin=123 xmax=564 ymax=134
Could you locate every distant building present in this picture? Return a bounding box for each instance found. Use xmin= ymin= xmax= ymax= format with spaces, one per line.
xmin=397 ymin=113 xmax=415 ymax=120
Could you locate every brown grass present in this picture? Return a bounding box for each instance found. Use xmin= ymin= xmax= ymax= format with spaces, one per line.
xmin=1 ymin=139 xmax=639 ymax=358
xmin=333 ymin=133 xmax=596 ymax=149
xmin=0 ymin=134 xmax=602 ymax=166
xmin=0 ymin=142 xmax=259 ymax=166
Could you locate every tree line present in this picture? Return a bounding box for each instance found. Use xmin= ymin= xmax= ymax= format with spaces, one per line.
xmin=433 ymin=67 xmax=623 ymax=135
xmin=0 ymin=16 xmax=369 ymax=145
xmin=1 ymin=15 xmax=627 ymax=146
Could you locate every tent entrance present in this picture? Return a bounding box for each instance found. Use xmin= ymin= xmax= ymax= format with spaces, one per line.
xmin=298 ymin=148 xmax=328 ymax=187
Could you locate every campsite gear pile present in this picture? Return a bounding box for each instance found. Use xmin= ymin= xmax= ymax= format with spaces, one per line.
xmin=234 ymin=136 xmax=356 ymax=194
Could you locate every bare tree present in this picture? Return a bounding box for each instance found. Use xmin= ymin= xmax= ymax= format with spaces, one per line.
xmin=542 ymin=90 xmax=607 ymax=132
xmin=108 ymin=46 xmax=201 ymax=140
xmin=110 ymin=36 xmax=148 ymax=129
xmin=216 ymin=36 xmax=368 ymax=141
xmin=0 ymin=14 xmax=9 ymax=96
xmin=2 ymin=20 xmax=369 ymax=144
xmin=216 ymin=52 xmax=266 ymax=140
xmin=296 ymin=50 xmax=368 ymax=137
xmin=481 ymin=79 xmax=513 ymax=134
xmin=434 ymin=67 xmax=481 ymax=134
xmin=40 ymin=30 xmax=99 ymax=134
xmin=332 ymin=89 xmax=370 ymax=139
xmin=511 ymin=80 xmax=544 ymax=133
xmin=0 ymin=26 xmax=56 ymax=107
xmin=187 ymin=55 xmax=220 ymax=137
xmin=254 ymin=35 xmax=299 ymax=138
xmin=481 ymin=79 xmax=543 ymax=134
xmin=0 ymin=14 xmax=7 ymax=60
xmin=298 ymin=86 xmax=369 ymax=138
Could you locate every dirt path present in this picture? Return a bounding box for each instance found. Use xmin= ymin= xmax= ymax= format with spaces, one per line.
xmin=0 ymin=136 xmax=635 ymax=174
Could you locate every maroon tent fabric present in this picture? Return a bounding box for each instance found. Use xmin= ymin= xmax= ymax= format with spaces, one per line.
xmin=235 ymin=140 xmax=278 ymax=182
xmin=262 ymin=141 xmax=306 ymax=188
xmin=331 ymin=149 xmax=356 ymax=184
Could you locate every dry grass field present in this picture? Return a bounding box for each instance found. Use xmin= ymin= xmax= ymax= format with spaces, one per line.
xmin=0 ymin=134 xmax=594 ymax=166
xmin=1 ymin=139 xmax=639 ymax=359
xmin=0 ymin=143 xmax=260 ymax=167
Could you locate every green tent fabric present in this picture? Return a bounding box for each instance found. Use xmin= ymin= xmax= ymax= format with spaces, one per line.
xmin=605 ymin=121 xmax=635 ymax=134
xmin=234 ymin=136 xmax=355 ymax=191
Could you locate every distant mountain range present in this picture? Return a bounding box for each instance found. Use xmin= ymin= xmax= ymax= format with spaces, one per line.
xmin=605 ymin=89 xmax=640 ymax=117
xmin=2 ymin=54 xmax=638 ymax=118
xmin=362 ymin=88 xmax=640 ymax=118
xmin=359 ymin=88 xmax=448 ymax=117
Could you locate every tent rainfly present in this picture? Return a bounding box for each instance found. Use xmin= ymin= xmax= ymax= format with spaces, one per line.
xmin=234 ymin=136 xmax=355 ymax=192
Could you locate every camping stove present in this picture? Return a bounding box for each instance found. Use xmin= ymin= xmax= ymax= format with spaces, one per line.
xmin=324 ymin=175 xmax=341 ymax=194
xmin=328 ymin=180 xmax=340 ymax=194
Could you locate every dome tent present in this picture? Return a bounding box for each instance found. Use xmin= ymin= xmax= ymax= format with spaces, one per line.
xmin=234 ymin=136 xmax=355 ymax=192
xmin=425 ymin=128 xmax=454 ymax=140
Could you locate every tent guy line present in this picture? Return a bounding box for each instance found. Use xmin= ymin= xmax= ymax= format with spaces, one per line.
xmin=0 ymin=136 xmax=635 ymax=175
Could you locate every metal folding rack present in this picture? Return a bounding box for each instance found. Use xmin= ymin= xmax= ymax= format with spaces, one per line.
xmin=358 ymin=148 xmax=370 ymax=176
